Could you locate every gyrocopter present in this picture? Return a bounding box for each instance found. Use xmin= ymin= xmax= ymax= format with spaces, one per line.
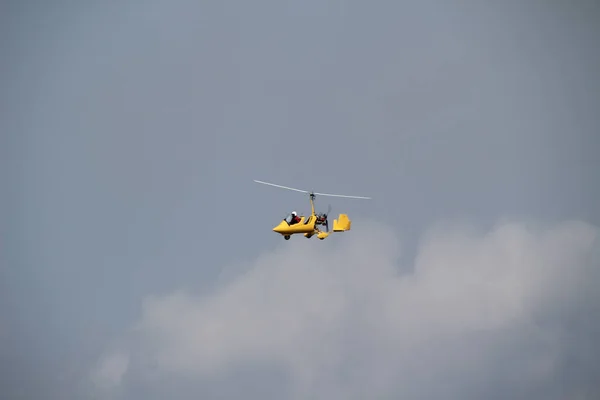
xmin=253 ymin=179 xmax=371 ymax=240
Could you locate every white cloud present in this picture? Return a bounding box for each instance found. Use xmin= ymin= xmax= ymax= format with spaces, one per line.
xmin=94 ymin=219 xmax=600 ymax=399
xmin=91 ymin=351 xmax=129 ymax=392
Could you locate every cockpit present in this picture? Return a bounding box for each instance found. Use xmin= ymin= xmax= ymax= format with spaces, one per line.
xmin=284 ymin=213 xmax=294 ymax=224
xmin=285 ymin=212 xmax=304 ymax=225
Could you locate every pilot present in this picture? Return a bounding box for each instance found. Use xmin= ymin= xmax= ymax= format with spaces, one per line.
xmin=290 ymin=211 xmax=301 ymax=224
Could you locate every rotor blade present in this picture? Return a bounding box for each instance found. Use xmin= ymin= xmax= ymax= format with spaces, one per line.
xmin=253 ymin=180 xmax=309 ymax=194
xmin=313 ymin=191 xmax=371 ymax=199
xmin=254 ymin=179 xmax=371 ymax=199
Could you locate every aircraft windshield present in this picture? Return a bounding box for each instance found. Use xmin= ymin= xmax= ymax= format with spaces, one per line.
xmin=284 ymin=214 xmax=293 ymax=224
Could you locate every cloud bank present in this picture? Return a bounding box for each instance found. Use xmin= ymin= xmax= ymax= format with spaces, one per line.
xmin=92 ymin=219 xmax=600 ymax=399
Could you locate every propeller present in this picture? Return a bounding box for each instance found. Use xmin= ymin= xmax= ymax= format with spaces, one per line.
xmin=319 ymin=204 xmax=332 ymax=232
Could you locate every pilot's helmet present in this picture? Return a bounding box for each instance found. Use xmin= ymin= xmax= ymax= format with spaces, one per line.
xmin=291 ymin=211 xmax=297 ymax=216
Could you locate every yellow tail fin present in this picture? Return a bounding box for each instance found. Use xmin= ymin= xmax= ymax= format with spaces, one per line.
xmin=333 ymin=214 xmax=352 ymax=232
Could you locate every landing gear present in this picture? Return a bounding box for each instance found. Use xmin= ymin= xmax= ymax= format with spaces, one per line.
xmin=284 ymin=235 xmax=290 ymax=240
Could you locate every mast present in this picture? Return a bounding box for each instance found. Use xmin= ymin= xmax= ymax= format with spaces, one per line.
xmin=309 ymin=193 xmax=316 ymax=216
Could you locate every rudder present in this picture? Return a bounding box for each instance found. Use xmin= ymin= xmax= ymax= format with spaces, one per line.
xmin=333 ymin=214 xmax=352 ymax=232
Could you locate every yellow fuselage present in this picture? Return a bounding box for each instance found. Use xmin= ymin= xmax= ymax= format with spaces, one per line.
xmin=273 ymin=215 xmax=316 ymax=235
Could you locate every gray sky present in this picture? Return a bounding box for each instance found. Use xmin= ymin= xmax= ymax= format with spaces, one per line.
xmin=2 ymin=1 xmax=599 ymax=399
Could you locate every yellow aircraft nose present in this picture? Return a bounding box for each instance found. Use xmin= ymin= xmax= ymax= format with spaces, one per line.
xmin=273 ymin=221 xmax=288 ymax=233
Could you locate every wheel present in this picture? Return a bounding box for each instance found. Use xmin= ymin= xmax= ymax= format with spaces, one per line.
xmin=284 ymin=235 xmax=290 ymax=240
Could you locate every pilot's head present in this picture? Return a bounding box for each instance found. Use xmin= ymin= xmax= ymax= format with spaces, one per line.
xmin=292 ymin=211 xmax=297 ymax=216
